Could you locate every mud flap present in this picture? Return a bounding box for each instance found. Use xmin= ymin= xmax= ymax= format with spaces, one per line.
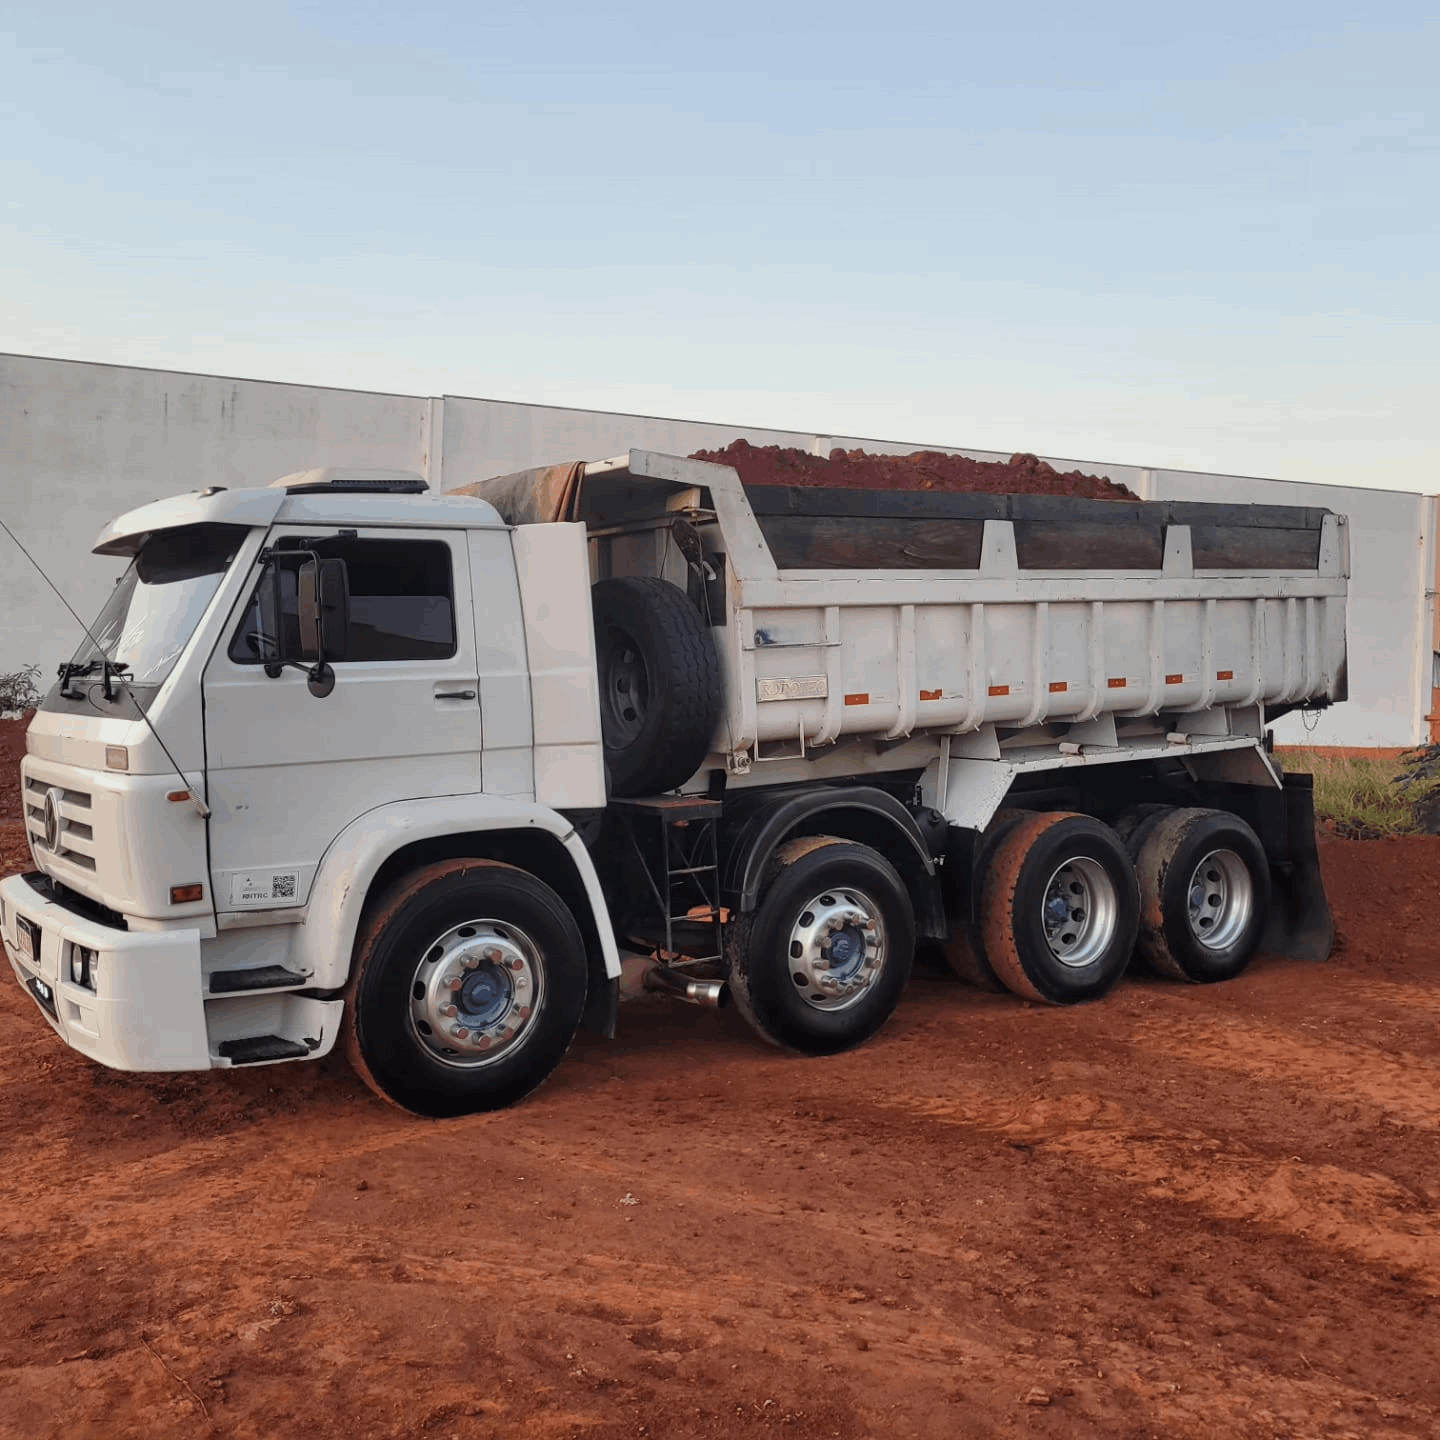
xmin=582 ymin=974 xmax=619 ymax=1038
xmin=1261 ymin=774 xmax=1335 ymax=962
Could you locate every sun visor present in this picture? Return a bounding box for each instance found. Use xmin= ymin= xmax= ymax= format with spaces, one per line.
xmin=94 ymin=489 xmax=287 ymax=556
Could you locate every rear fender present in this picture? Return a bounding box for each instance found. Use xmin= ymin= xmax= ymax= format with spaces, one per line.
xmin=723 ymin=786 xmax=946 ymax=939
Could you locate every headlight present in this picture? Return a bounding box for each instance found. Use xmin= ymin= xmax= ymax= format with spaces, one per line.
xmin=69 ymin=945 xmax=97 ymax=989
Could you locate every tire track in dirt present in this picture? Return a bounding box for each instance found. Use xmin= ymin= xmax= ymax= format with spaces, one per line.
xmin=871 ymin=1082 xmax=1440 ymax=1294
xmin=1329 ymin=976 xmax=1440 ymax=1022
xmin=1125 ymin=1014 xmax=1440 ymax=1131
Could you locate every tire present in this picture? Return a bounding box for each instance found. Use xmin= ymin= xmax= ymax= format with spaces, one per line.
xmin=941 ymin=810 xmax=1029 ymax=992
xmin=979 ymin=812 xmax=1139 ymax=1005
xmin=726 ymin=836 xmax=915 ymax=1055
xmin=1129 ymin=808 xmax=1271 ymax=983
xmin=592 ymin=577 xmax=721 ymax=797
xmin=1110 ymin=804 xmax=1173 ymax=850
xmin=344 ymin=860 xmax=588 ymax=1117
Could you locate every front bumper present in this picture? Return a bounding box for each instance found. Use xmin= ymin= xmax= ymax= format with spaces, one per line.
xmin=1 ymin=871 xmax=210 ymax=1071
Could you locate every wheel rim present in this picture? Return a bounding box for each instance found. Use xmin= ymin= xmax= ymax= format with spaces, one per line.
xmin=1185 ymin=848 xmax=1254 ymax=951
xmin=600 ymin=629 xmax=650 ymax=748
xmin=1040 ymin=857 xmax=1117 ymax=969
xmin=785 ymin=885 xmax=887 ymax=1012
xmin=408 ymin=919 xmax=546 ymax=1068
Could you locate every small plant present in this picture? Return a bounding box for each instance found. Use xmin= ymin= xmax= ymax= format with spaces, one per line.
xmin=0 ymin=663 xmax=42 ymax=717
xmin=1282 ymin=748 xmax=1440 ymax=838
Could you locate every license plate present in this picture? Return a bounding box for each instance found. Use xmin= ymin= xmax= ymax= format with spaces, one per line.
xmin=17 ymin=916 xmax=40 ymax=965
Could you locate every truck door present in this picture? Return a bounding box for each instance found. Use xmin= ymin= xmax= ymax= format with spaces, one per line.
xmin=201 ymin=526 xmax=481 ymax=917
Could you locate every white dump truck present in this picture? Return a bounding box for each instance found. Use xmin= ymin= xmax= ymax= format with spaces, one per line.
xmin=1 ymin=449 xmax=1347 ymax=1114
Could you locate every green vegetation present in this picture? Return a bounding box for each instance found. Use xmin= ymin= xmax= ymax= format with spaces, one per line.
xmin=0 ymin=664 xmax=42 ymax=718
xmin=1281 ymin=748 xmax=1440 ymax=838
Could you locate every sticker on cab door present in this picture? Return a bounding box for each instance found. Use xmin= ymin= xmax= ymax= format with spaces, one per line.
xmin=231 ymin=871 xmax=301 ymax=906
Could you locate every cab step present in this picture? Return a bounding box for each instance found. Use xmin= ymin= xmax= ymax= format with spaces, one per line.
xmin=217 ymin=1035 xmax=313 ymax=1064
xmin=208 ymin=965 xmax=309 ymax=994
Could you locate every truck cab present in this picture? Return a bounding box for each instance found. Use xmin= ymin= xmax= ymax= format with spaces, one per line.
xmin=2 ymin=469 xmax=621 ymax=1111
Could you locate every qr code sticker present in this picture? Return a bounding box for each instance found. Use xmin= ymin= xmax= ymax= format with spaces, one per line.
xmin=271 ymin=874 xmax=297 ymax=900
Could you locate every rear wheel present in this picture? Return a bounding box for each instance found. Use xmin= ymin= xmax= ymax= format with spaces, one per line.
xmin=344 ymin=860 xmax=588 ymax=1116
xmin=726 ymin=837 xmax=915 ymax=1055
xmin=1130 ymin=808 xmax=1270 ymax=983
xmin=941 ymin=810 xmax=1028 ymax=992
xmin=979 ymin=812 xmax=1139 ymax=1005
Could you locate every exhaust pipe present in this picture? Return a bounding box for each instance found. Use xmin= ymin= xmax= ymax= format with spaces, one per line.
xmin=643 ymin=963 xmax=730 ymax=1009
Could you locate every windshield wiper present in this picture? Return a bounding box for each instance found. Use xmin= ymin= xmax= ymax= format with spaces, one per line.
xmin=2 ymin=514 xmax=211 ymax=821
xmin=58 ymin=658 xmax=132 ymax=704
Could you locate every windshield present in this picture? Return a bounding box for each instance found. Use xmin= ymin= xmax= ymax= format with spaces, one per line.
xmin=50 ymin=523 xmax=248 ymax=712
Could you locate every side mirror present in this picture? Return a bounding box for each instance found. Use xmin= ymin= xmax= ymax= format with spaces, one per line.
xmin=297 ymin=557 xmax=350 ymax=698
xmin=299 ymin=558 xmax=350 ymax=662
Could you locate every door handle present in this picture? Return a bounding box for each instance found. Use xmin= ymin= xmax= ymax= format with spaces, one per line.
xmin=435 ymin=689 xmax=477 ymax=701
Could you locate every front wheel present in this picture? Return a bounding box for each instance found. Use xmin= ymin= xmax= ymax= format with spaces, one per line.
xmin=979 ymin=812 xmax=1139 ymax=1005
xmin=726 ymin=837 xmax=916 ymax=1055
xmin=344 ymin=860 xmax=588 ymax=1116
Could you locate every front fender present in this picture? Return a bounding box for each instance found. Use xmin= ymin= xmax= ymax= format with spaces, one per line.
xmin=292 ymin=793 xmax=621 ymax=991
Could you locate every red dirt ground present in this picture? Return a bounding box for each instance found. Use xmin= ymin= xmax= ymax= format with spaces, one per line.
xmin=690 ymin=440 xmax=1140 ymax=500
xmin=2 ymin=728 xmax=1439 ymax=1437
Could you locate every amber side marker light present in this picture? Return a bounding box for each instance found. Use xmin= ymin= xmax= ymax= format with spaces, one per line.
xmin=170 ymin=884 xmax=204 ymax=904
xmin=166 ymin=790 xmax=192 ymax=803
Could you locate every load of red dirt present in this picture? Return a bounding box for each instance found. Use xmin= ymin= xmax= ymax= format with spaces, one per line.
xmin=690 ymin=438 xmax=1140 ymax=500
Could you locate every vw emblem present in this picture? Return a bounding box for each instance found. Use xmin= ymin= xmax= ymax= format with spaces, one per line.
xmin=42 ymin=788 xmax=62 ymax=851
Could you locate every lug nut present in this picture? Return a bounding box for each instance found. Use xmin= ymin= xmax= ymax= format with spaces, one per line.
xmin=508 ymin=958 xmax=524 ymax=971
xmin=446 ymin=976 xmax=464 ymax=992
xmin=451 ymin=1025 xmax=469 ymax=1039
xmin=485 ymin=947 xmax=504 ymax=962
xmin=440 ymin=1003 xmax=458 ymax=1018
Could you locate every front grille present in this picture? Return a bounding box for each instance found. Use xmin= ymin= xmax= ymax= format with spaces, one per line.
xmin=24 ymin=777 xmax=97 ymax=871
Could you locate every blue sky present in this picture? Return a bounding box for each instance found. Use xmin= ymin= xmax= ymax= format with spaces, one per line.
xmin=2 ymin=3 xmax=1436 ymax=488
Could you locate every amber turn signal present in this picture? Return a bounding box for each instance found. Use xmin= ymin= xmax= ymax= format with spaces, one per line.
xmin=105 ymin=746 xmax=129 ymax=771
xmin=170 ymin=884 xmax=204 ymax=904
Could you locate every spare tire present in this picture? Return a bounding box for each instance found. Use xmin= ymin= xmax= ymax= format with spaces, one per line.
xmin=592 ymin=577 xmax=721 ymax=796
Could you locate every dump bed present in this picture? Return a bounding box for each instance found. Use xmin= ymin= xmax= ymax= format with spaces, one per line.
xmin=462 ymin=449 xmax=1349 ymax=793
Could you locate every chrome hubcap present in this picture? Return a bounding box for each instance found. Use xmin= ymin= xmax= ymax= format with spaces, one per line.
xmin=1041 ymin=857 xmax=1117 ymax=969
xmin=1186 ymin=848 xmax=1254 ymax=950
xmin=408 ymin=919 xmax=544 ymax=1068
xmin=786 ymin=886 xmax=886 ymax=1011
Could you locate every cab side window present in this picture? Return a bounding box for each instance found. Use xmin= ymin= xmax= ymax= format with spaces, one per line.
xmin=230 ymin=537 xmax=456 ymax=664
